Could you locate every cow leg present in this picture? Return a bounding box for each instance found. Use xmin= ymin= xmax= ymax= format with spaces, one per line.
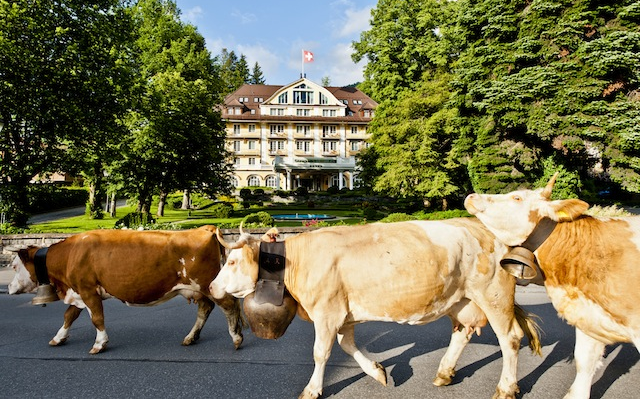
xmin=212 ymin=293 xmax=244 ymax=349
xmin=50 ymin=305 xmax=83 ymax=346
xmin=477 ymin=304 xmax=523 ymax=399
xmin=182 ymin=298 xmax=214 ymax=346
xmin=433 ymin=325 xmax=471 ymax=386
xmin=564 ymin=328 xmax=604 ymax=399
xmin=299 ymin=322 xmax=339 ymax=399
xmin=337 ymin=324 xmax=387 ymax=385
xmin=82 ymin=294 xmax=109 ymax=354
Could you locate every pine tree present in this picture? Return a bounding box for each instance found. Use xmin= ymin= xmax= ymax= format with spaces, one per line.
xmin=250 ymin=62 xmax=266 ymax=84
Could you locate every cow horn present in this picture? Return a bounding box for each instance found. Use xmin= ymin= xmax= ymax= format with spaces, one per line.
xmin=216 ymin=227 xmax=245 ymax=250
xmin=541 ymin=172 xmax=559 ymax=199
xmin=239 ymin=220 xmax=245 ymax=236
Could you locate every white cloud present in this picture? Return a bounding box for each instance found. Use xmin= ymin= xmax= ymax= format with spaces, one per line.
xmin=326 ymin=42 xmax=365 ymax=86
xmin=231 ymin=9 xmax=257 ymax=24
xmin=237 ymin=44 xmax=281 ymax=83
xmin=337 ymin=6 xmax=372 ymax=38
xmin=181 ymin=6 xmax=203 ymax=24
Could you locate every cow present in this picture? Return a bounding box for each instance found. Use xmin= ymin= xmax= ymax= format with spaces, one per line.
xmin=8 ymin=225 xmax=243 ymax=354
xmin=210 ymin=219 xmax=541 ymax=399
xmin=464 ymin=173 xmax=640 ymax=399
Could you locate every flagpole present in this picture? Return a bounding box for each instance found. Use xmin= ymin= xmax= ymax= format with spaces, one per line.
xmin=301 ymin=49 xmax=304 ymax=78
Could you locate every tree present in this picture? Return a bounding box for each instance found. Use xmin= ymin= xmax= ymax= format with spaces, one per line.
xmin=118 ymin=0 xmax=231 ymax=216
xmin=454 ymin=0 xmax=640 ymax=194
xmin=250 ymin=62 xmax=266 ymax=84
xmin=0 ymin=0 xmax=133 ymax=226
xmin=353 ymin=0 xmax=463 ymax=208
xmin=352 ymin=0 xmax=459 ymax=103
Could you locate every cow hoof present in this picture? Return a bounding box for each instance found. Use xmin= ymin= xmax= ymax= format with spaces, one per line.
xmin=182 ymin=335 xmax=197 ymax=346
xmin=233 ymin=333 xmax=243 ymax=350
xmin=49 ymin=337 xmax=67 ymax=346
xmin=298 ymin=387 xmax=320 ymax=399
xmin=433 ymin=375 xmax=452 ymax=387
xmin=89 ymin=343 xmax=108 ymax=354
xmin=373 ymin=362 xmax=387 ymax=386
xmin=492 ymin=385 xmax=518 ymax=399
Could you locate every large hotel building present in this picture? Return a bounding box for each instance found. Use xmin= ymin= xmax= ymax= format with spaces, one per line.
xmin=222 ymin=78 xmax=377 ymax=191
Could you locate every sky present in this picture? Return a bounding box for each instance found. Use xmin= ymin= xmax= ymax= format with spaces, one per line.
xmin=173 ymin=0 xmax=377 ymax=87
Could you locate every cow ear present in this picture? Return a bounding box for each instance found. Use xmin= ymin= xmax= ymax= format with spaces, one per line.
xmin=548 ymin=199 xmax=589 ymax=222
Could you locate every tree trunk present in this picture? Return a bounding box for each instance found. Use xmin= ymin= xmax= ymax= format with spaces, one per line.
xmin=157 ymin=191 xmax=167 ymax=217
xmin=109 ymin=193 xmax=117 ymax=217
xmin=181 ymin=189 xmax=191 ymax=209
xmin=87 ymin=177 xmax=104 ymax=219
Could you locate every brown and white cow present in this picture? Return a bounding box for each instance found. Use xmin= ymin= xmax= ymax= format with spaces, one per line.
xmin=465 ymin=174 xmax=640 ymax=399
xmin=8 ymin=225 xmax=243 ymax=354
xmin=210 ymin=219 xmax=541 ymax=399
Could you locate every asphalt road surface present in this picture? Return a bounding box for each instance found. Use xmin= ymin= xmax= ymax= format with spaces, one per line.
xmin=1 ymin=288 xmax=639 ymax=399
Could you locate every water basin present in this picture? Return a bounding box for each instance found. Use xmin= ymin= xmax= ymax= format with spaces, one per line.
xmin=273 ymin=213 xmax=336 ymax=221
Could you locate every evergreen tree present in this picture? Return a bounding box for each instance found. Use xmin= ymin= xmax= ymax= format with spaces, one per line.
xmin=454 ymin=0 xmax=640 ymax=195
xmin=250 ymin=62 xmax=266 ymax=84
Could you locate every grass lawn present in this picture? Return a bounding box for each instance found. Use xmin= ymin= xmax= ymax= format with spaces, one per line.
xmin=28 ymin=200 xmax=367 ymax=233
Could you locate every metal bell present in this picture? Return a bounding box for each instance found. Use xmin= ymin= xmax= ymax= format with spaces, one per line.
xmin=500 ymin=247 xmax=538 ymax=280
xmin=31 ymin=284 xmax=59 ymax=306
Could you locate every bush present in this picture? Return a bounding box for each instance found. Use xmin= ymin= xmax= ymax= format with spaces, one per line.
xmin=413 ymin=209 xmax=471 ymax=220
xmin=379 ymin=213 xmax=417 ymax=223
xmin=210 ymin=203 xmax=233 ymax=218
xmin=294 ymin=186 xmax=308 ymax=197
xmin=239 ymin=188 xmax=252 ymax=200
xmin=115 ymin=212 xmax=156 ymax=229
xmin=27 ymin=185 xmax=88 ymax=213
xmin=243 ymin=211 xmax=274 ymax=227
xmin=326 ymin=186 xmax=339 ymax=195
xmin=253 ymin=188 xmax=265 ymax=196
xmin=362 ymin=207 xmax=380 ymax=220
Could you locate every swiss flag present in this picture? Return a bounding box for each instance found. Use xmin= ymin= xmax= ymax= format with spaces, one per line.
xmin=303 ymin=50 xmax=314 ymax=63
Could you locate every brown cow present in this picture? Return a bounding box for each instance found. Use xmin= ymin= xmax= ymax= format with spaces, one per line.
xmin=8 ymin=226 xmax=243 ymax=354
xmin=210 ymin=219 xmax=541 ymax=399
xmin=465 ymin=174 xmax=640 ymax=399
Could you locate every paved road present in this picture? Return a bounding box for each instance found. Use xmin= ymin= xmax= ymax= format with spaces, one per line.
xmin=1 ymin=288 xmax=639 ymax=398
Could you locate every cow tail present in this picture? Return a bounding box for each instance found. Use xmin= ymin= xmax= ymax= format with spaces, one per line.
xmin=514 ymin=304 xmax=542 ymax=356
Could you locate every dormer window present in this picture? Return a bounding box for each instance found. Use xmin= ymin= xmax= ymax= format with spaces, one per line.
xmin=278 ymin=93 xmax=288 ymax=103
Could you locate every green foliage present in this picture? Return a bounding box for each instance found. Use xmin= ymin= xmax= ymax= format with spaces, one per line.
xmin=210 ymin=203 xmax=233 ymax=218
xmin=242 ymin=211 xmax=274 ymax=227
xmin=379 ymin=213 xmax=417 ymax=223
xmin=413 ymin=209 xmax=471 ymax=220
xmin=115 ymin=212 xmax=157 ymax=229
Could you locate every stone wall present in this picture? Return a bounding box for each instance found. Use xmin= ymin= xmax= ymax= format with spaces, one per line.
xmin=0 ymin=226 xmax=313 ymax=267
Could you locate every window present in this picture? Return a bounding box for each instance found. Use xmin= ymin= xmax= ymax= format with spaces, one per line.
xmin=296 ymin=109 xmax=310 ymax=116
xmin=235 ymin=108 xmax=242 ymax=115
xmin=250 ymin=109 xmax=256 ymax=115
xmin=322 ymin=125 xmax=337 ymax=136
xmin=320 ymin=93 xmax=329 ymax=104
xmin=248 ymin=140 xmax=256 ymax=150
xmin=248 ymin=175 xmax=261 ymax=186
xmin=323 ymin=141 xmax=338 ymax=153
xmin=248 ymin=124 xmax=256 ymax=133
xmin=296 ymin=140 xmax=312 ymax=153
xmin=230 ymin=176 xmax=239 ymax=188
xmin=270 ymin=124 xmax=285 ymax=134
xmin=278 ymin=93 xmax=288 ymax=103
xmin=233 ymin=124 xmax=241 ymax=134
xmin=266 ymin=175 xmax=278 ymax=188
xmin=233 ymin=141 xmax=241 ymax=151
xmin=233 ymin=157 xmax=240 ymax=165
xmin=248 ymin=158 xmax=256 ymax=165
xmin=296 ymin=125 xmax=311 ymax=136
xmin=351 ymin=126 xmax=358 ymax=135
xmin=269 ymin=140 xmax=286 ymax=152
xmin=322 ymin=109 xmax=336 ymax=117
xmin=293 ymin=90 xmax=313 ymax=104
xmin=364 ymin=110 xmax=371 ymax=117
xmin=270 ymin=108 xmax=284 ymax=116
xmin=350 ymin=141 xmax=361 ymax=151
xmin=254 ymin=97 xmax=263 ymax=103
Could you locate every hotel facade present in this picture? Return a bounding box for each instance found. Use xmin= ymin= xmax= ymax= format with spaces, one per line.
xmin=222 ymin=78 xmax=377 ymax=191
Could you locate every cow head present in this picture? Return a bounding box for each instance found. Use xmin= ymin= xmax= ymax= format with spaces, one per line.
xmin=8 ymin=247 xmax=38 ymax=295
xmin=464 ymin=173 xmax=590 ymax=246
xmin=209 ymin=226 xmax=274 ymax=300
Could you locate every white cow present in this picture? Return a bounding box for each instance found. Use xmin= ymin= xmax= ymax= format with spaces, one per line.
xmin=210 ymin=219 xmax=541 ymax=398
xmin=465 ymin=173 xmax=640 ymax=398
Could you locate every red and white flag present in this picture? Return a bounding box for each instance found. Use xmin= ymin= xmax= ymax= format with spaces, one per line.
xmin=303 ymin=50 xmax=314 ymax=63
